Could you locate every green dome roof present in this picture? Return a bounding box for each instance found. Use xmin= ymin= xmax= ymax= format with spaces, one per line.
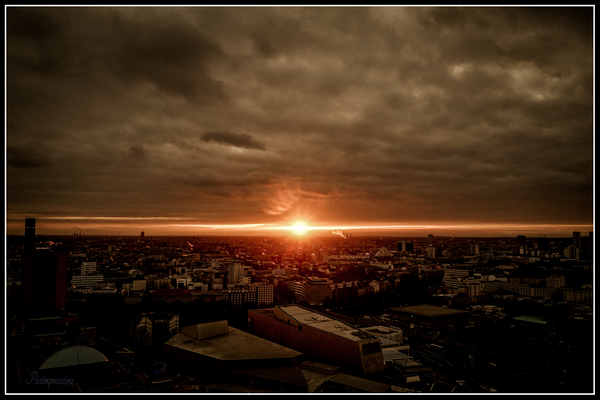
xmin=39 ymin=346 xmax=108 ymax=370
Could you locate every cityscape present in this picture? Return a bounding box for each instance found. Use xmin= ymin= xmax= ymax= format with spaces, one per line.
xmin=5 ymin=218 xmax=594 ymax=393
xmin=5 ymin=5 xmax=594 ymax=395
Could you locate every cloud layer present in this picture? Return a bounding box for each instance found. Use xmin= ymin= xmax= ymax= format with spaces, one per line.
xmin=6 ymin=6 xmax=594 ymax=234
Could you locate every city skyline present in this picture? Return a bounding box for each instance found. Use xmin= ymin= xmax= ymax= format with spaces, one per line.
xmin=6 ymin=6 xmax=594 ymax=237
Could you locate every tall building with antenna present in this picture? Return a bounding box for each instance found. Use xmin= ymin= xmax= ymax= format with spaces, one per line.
xmin=20 ymin=218 xmax=68 ymax=315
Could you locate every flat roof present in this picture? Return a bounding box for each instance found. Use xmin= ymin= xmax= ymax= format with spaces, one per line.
xmin=388 ymin=304 xmax=469 ymax=318
xmin=277 ymin=305 xmax=375 ymax=342
xmin=514 ymin=315 xmax=547 ymax=324
xmin=166 ymin=325 xmax=303 ymax=361
xmin=361 ymin=326 xmax=402 ymax=335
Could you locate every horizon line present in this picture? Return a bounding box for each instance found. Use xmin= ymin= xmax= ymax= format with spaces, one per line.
xmin=5 ymin=219 xmax=593 ymax=238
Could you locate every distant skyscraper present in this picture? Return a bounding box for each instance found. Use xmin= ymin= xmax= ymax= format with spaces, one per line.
xmin=228 ymin=262 xmax=244 ymax=284
xmin=25 ymin=218 xmax=36 ymax=250
xmin=573 ymin=232 xmax=581 ymax=249
xmin=20 ymin=218 xmax=68 ymax=314
xmin=141 ymin=231 xmax=145 ymax=238
xmin=428 ymin=234 xmax=434 ymax=245
xmin=397 ymin=240 xmax=413 ymax=252
xmin=564 ymin=245 xmax=580 ymax=259
xmin=21 ymin=219 xmax=36 ymax=313
xmin=426 ymin=246 xmax=436 ymax=258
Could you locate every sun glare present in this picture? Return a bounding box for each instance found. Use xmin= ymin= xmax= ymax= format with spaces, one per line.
xmin=292 ymin=221 xmax=308 ymax=235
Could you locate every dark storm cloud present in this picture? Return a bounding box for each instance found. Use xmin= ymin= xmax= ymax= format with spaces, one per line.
xmin=201 ymin=131 xmax=267 ymax=150
xmin=7 ymin=144 xmax=52 ymax=168
xmin=127 ymin=143 xmax=150 ymax=160
xmin=106 ymin=12 xmax=229 ymax=103
xmin=5 ymin=6 xmax=593 ymax=233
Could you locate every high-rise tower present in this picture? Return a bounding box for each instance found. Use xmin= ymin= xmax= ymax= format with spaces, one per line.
xmin=19 ymin=218 xmax=67 ymax=315
xmin=573 ymin=232 xmax=582 ymax=249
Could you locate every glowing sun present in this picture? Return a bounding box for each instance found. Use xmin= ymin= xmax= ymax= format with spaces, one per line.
xmin=291 ymin=221 xmax=308 ymax=235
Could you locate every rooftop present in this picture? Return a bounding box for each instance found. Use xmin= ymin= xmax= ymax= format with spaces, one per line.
xmin=276 ymin=305 xmax=376 ymax=342
xmin=39 ymin=345 xmax=108 ymax=370
xmin=388 ymin=304 xmax=469 ymax=318
xmin=165 ymin=323 xmax=302 ymax=362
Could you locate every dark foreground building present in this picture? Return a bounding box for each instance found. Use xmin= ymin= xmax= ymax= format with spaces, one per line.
xmin=249 ymin=305 xmax=386 ymax=375
xmin=19 ymin=218 xmax=68 ymax=315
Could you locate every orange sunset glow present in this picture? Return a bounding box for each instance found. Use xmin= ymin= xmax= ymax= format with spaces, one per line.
xmin=5 ymin=215 xmax=593 ymax=238
xmin=6 ymin=7 xmax=592 ymax=239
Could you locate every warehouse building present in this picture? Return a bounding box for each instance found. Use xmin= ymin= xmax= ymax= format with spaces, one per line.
xmin=248 ymin=305 xmax=385 ymax=375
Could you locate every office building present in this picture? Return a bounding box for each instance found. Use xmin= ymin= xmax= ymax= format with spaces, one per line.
xmin=72 ymin=261 xmax=104 ymax=288
xmin=563 ymin=245 xmax=580 ymax=259
xmin=442 ymin=267 xmax=470 ymax=289
xmin=288 ymin=281 xmax=306 ymax=301
xmin=304 ymin=277 xmax=332 ymax=306
xmin=227 ymin=262 xmax=245 ymax=284
xmin=546 ymin=275 xmax=566 ymax=289
xmin=398 ymin=240 xmax=414 ymax=253
xmin=222 ymin=283 xmax=273 ymax=307
xmin=222 ymin=287 xmax=256 ymax=307
xmin=425 ymin=246 xmax=436 ymax=258
xmin=255 ymin=283 xmax=274 ymax=306
xmin=20 ymin=218 xmax=68 ymax=314
xmin=428 ymin=234 xmax=434 ymax=246
xmin=25 ymin=218 xmax=36 ymax=249
xmin=562 ymin=288 xmax=593 ymax=302
xmin=573 ymin=231 xmax=581 ymax=249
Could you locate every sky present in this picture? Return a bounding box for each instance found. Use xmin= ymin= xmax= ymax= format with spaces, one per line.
xmin=5 ymin=6 xmax=595 ymax=237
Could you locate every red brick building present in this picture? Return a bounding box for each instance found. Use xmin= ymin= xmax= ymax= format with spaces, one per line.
xmin=249 ymin=305 xmax=385 ymax=375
